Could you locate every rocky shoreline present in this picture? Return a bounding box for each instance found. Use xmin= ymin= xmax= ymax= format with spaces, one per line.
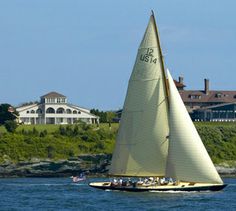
xmin=0 ymin=154 xmax=235 ymax=178
xmin=0 ymin=154 xmax=111 ymax=178
xmin=216 ymin=165 xmax=236 ymax=177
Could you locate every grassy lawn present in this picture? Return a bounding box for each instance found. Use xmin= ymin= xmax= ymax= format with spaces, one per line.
xmin=16 ymin=124 xmax=60 ymax=133
xmin=1 ymin=122 xmax=235 ymax=134
xmin=0 ymin=123 xmax=120 ymax=134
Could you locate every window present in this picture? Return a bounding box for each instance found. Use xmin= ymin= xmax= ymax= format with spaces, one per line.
xmin=46 ymin=107 xmax=55 ymax=113
xmin=56 ymin=108 xmax=65 ymax=113
xmin=57 ymin=98 xmax=66 ymax=103
xmin=215 ymin=93 xmax=222 ymax=98
xmin=47 ymin=98 xmax=56 ymax=103
xmin=36 ymin=108 xmax=42 ymax=114
xmin=189 ymin=95 xmax=201 ymax=99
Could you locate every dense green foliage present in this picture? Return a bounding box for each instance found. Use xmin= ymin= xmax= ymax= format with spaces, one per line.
xmin=0 ymin=104 xmax=17 ymax=125
xmin=90 ymin=109 xmax=116 ymax=123
xmin=0 ymin=123 xmax=118 ymax=163
xmin=196 ymin=124 xmax=236 ymax=164
xmin=4 ymin=120 xmax=18 ymax=133
xmin=0 ymin=122 xmax=236 ymax=165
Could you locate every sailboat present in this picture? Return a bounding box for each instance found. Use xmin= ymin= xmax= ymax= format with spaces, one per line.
xmin=89 ymin=12 xmax=227 ymax=192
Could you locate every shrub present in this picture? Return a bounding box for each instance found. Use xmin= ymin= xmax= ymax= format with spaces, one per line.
xmin=4 ymin=120 xmax=18 ymax=133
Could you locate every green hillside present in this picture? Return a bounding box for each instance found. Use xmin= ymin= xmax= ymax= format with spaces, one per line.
xmin=195 ymin=123 xmax=236 ymax=164
xmin=0 ymin=122 xmax=235 ymax=165
xmin=0 ymin=123 xmax=118 ymax=163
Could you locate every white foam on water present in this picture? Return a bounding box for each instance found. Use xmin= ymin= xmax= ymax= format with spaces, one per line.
xmin=74 ymin=183 xmax=87 ymax=186
xmin=149 ymin=190 xmax=197 ymax=193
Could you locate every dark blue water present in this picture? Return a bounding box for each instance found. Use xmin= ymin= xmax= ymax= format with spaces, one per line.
xmin=0 ymin=177 xmax=235 ymax=211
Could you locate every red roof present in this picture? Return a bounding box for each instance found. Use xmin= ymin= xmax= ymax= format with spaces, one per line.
xmin=174 ymin=80 xmax=185 ymax=88
xmin=179 ymin=90 xmax=236 ymax=103
xmin=41 ymin=92 xmax=66 ymax=98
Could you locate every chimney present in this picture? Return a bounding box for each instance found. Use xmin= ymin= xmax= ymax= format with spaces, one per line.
xmin=204 ymin=79 xmax=209 ymax=95
xmin=179 ymin=76 xmax=184 ymax=84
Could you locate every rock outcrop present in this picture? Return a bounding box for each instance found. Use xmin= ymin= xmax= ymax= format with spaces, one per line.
xmin=216 ymin=162 xmax=236 ymax=176
xmin=0 ymin=154 xmax=112 ymax=177
xmin=0 ymin=154 xmax=235 ymax=178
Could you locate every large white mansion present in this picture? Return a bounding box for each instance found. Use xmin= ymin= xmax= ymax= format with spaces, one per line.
xmin=16 ymin=92 xmax=99 ymax=125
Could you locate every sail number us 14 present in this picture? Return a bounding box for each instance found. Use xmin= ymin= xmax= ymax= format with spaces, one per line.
xmin=140 ymin=48 xmax=157 ymax=64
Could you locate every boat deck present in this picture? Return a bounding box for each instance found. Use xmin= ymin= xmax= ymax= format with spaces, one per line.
xmin=89 ymin=181 xmax=227 ymax=192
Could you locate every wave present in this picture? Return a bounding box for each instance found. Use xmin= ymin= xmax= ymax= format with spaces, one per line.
xmin=4 ymin=183 xmax=68 ymax=186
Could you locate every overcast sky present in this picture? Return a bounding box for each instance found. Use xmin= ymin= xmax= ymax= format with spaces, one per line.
xmin=0 ymin=0 xmax=235 ymax=110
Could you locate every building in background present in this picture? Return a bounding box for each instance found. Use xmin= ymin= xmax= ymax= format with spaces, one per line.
xmin=116 ymin=77 xmax=236 ymax=122
xmin=179 ymin=77 xmax=236 ymax=121
xmin=16 ymin=92 xmax=99 ymax=125
xmin=191 ymin=102 xmax=236 ymax=122
xmin=179 ymin=78 xmax=236 ymax=113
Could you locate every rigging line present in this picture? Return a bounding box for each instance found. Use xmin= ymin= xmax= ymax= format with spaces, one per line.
xmin=155 ymin=97 xmax=168 ymax=108
xmin=117 ymin=136 xmax=168 ymax=146
xmin=138 ymin=47 xmax=158 ymax=49
xmin=160 ymin=137 xmax=169 ymax=147
xmin=122 ymin=97 xmax=167 ymax=114
xmin=122 ymin=109 xmax=144 ymax=113
xmin=130 ymin=78 xmax=160 ymax=82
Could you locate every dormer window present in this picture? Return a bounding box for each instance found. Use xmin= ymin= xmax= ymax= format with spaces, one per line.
xmin=189 ymin=95 xmax=201 ymax=99
xmin=215 ymin=93 xmax=222 ymax=98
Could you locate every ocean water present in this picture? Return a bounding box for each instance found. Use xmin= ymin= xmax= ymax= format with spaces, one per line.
xmin=0 ymin=177 xmax=235 ymax=211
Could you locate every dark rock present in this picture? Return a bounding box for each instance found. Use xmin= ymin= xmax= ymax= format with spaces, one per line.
xmin=0 ymin=154 xmax=112 ymax=177
xmin=216 ymin=165 xmax=236 ymax=175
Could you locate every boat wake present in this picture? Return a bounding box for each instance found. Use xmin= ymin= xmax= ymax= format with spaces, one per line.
xmin=73 ymin=183 xmax=87 ymax=186
xmin=148 ymin=190 xmax=203 ymax=193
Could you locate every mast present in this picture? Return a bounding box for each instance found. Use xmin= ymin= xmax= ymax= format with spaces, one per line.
xmin=151 ymin=10 xmax=169 ymax=98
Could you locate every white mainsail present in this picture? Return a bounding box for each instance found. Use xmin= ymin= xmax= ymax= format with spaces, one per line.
xmin=166 ymin=69 xmax=223 ymax=184
xmin=109 ymin=14 xmax=169 ymax=176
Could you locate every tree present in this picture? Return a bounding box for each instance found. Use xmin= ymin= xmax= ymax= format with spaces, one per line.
xmin=90 ymin=109 xmax=116 ymax=123
xmin=0 ymin=104 xmax=18 ymax=125
xmin=46 ymin=145 xmax=55 ymax=159
xmin=106 ymin=111 xmax=116 ymax=128
xmin=4 ymin=120 xmax=18 ymax=133
xmin=18 ymin=101 xmax=39 ymax=107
